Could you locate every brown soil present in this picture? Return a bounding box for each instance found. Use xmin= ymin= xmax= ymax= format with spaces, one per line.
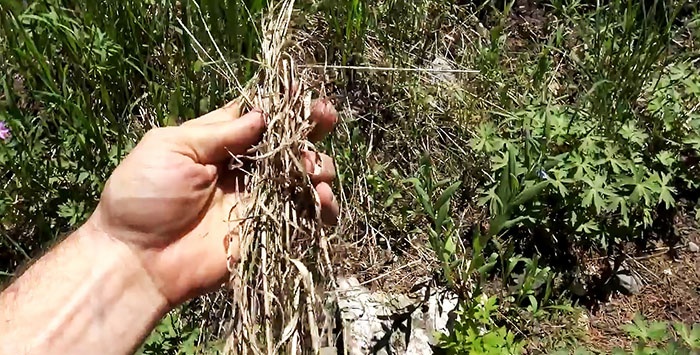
xmin=585 ymin=213 xmax=700 ymax=352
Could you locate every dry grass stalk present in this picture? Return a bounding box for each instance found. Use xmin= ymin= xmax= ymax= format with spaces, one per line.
xmin=224 ymin=1 xmax=335 ymax=354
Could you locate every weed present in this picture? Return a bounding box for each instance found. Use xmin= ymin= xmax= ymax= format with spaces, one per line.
xmin=439 ymin=294 xmax=524 ymax=355
xmin=139 ymin=313 xmax=204 ymax=355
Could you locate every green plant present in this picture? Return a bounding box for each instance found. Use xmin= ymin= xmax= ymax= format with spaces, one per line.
xmin=439 ymin=294 xmax=523 ymax=355
xmin=472 ymin=59 xmax=700 ymax=250
xmin=0 ymin=3 xmax=136 ymax=274
xmin=405 ymin=155 xmax=462 ymax=287
xmin=0 ymin=0 xmax=264 ymax=278
xmin=468 ymin=0 xmax=699 ymax=253
xmin=139 ymin=313 xmax=207 ymax=355
xmin=611 ymin=315 xmax=700 ymax=355
xmin=316 ymin=0 xmax=370 ymax=66
xmin=420 ymin=150 xmax=567 ymax=352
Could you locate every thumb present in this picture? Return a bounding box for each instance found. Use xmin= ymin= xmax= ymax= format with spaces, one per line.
xmin=173 ymin=110 xmax=265 ymax=164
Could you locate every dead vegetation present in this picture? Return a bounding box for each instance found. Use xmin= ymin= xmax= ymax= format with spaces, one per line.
xmin=211 ymin=1 xmax=335 ymax=353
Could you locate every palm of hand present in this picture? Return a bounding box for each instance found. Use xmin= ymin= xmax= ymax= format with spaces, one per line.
xmin=89 ymin=101 xmax=338 ymax=305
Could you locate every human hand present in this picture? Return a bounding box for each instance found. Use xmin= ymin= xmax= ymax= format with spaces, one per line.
xmin=85 ymin=100 xmax=339 ymax=306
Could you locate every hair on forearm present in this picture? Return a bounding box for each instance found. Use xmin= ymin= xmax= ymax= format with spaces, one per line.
xmin=1 ymin=231 xmax=70 ymax=292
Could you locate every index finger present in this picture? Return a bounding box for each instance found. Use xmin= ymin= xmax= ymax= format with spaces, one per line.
xmin=182 ymin=100 xmax=243 ymax=127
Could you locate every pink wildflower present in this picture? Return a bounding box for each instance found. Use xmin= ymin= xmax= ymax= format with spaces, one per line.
xmin=0 ymin=121 xmax=10 ymax=141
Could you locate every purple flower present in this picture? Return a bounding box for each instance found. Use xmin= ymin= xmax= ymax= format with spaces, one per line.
xmin=0 ymin=121 xmax=10 ymax=141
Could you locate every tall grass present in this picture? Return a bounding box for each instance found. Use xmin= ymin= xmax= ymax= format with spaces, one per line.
xmin=0 ymin=0 xmax=264 ymax=278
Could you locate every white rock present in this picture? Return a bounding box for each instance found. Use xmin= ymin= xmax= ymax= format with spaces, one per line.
xmin=335 ymin=277 xmax=458 ymax=355
xmin=688 ymin=241 xmax=699 ymax=253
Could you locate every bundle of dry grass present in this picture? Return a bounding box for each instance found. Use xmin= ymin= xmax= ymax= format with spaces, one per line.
xmin=223 ymin=1 xmax=335 ymax=354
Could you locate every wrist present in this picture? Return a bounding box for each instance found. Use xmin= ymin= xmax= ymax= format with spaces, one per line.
xmin=76 ymin=220 xmax=171 ymax=315
xmin=82 ymin=213 xmax=202 ymax=307
xmin=0 ymin=222 xmax=172 ymax=355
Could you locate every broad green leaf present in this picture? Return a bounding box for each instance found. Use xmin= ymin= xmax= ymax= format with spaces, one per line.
xmin=646 ymin=321 xmax=668 ymax=342
xmin=656 ymin=151 xmax=675 ymax=167
xmin=623 ymin=314 xmax=650 ymax=340
xmin=480 ymin=185 xmax=504 ymax=215
xmin=576 ymin=220 xmax=599 ymax=234
xmin=527 ymin=295 xmax=538 ymax=312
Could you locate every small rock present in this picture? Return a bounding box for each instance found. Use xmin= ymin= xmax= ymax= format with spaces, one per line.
xmin=616 ymin=273 xmax=643 ymax=294
xmin=430 ymin=57 xmax=457 ymax=84
xmin=688 ymin=241 xmax=699 ymax=253
xmin=570 ymin=279 xmax=586 ymax=297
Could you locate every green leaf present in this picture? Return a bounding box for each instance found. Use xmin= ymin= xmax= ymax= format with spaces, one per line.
xmin=405 ymin=178 xmax=434 ymax=216
xmin=436 ymin=202 xmax=449 ymax=231
xmin=581 ymin=174 xmax=611 ymax=214
xmin=477 ymin=256 xmax=498 ymax=276
xmin=415 ymin=183 xmax=434 ymax=217
xmin=527 ymin=295 xmax=538 ymax=312
xmin=646 ymin=321 xmax=668 ymax=342
xmin=656 ymin=173 xmax=676 ymax=209
xmin=488 ymin=213 xmax=510 ymax=237
xmin=443 ymin=233 xmax=456 ymax=255
xmin=193 ymin=59 xmax=203 ymax=73
xmin=480 ymin=185 xmax=504 ymax=216
xmin=510 ymin=180 xmax=549 ymax=208
xmin=384 ymin=192 xmax=402 ymax=208
xmin=506 ymin=257 xmax=525 ymax=279
xmin=496 ymin=152 xmax=513 ymax=204
xmin=436 ymin=181 xmax=461 ymax=210
xmin=656 ymin=151 xmax=675 ymax=167
xmin=500 ymin=216 xmax=530 ymax=232
xmin=624 ymin=314 xmax=650 ymax=340
xmin=576 ymin=220 xmax=599 ymax=234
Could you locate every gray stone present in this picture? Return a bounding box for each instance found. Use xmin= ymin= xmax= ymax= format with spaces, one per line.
xmin=688 ymin=241 xmax=699 ymax=253
xmin=430 ymin=57 xmax=458 ymax=85
xmin=335 ymin=277 xmax=458 ymax=355
xmin=616 ymin=273 xmax=643 ymax=294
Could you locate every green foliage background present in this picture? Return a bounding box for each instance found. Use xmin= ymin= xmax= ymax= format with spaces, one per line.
xmin=1 ymin=0 xmax=699 ymax=353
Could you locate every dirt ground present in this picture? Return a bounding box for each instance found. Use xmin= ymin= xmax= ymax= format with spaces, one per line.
xmin=585 ymin=210 xmax=700 ymax=352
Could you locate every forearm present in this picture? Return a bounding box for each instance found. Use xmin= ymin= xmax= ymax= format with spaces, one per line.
xmin=0 ymin=223 xmax=169 ymax=355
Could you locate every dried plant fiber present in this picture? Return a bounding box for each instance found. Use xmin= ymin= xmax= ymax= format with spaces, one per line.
xmin=224 ymin=1 xmax=335 ymax=354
